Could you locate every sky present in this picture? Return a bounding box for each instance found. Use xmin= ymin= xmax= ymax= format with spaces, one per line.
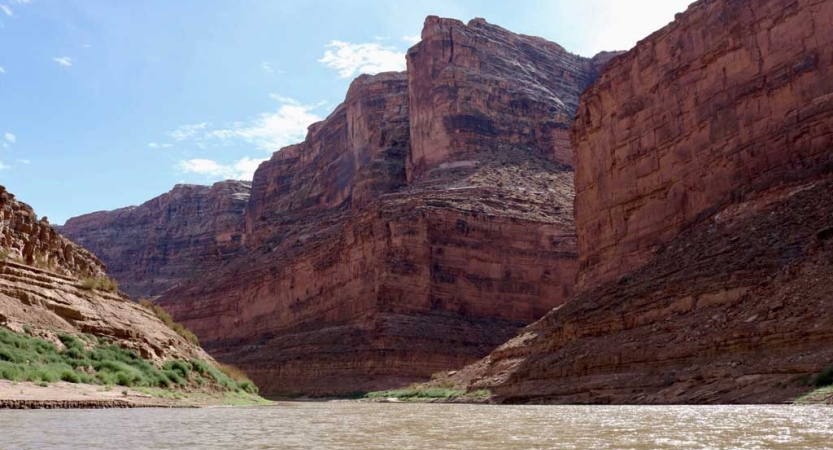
xmin=0 ymin=0 xmax=692 ymax=224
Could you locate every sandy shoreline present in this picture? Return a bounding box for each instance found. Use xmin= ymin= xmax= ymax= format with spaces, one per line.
xmin=0 ymin=380 xmax=268 ymax=409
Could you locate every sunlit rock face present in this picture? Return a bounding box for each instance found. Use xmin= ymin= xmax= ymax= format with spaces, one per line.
xmin=147 ymin=17 xmax=611 ymax=396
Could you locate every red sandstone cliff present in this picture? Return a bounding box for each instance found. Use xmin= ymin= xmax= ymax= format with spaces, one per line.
xmin=61 ymin=181 xmax=251 ymax=299
xmin=407 ymin=17 xmax=615 ymax=178
xmin=450 ymin=0 xmax=833 ymax=404
xmin=85 ymin=18 xmax=619 ymax=396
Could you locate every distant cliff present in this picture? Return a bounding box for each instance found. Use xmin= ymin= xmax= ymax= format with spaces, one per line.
xmin=61 ymin=181 xmax=251 ymax=299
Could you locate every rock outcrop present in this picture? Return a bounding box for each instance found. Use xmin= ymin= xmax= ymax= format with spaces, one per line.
xmin=407 ymin=16 xmax=616 ymax=178
xmin=43 ymin=17 xmax=620 ymax=396
xmin=61 ymin=181 xmax=251 ymax=299
xmin=2 ymin=186 xmax=105 ymax=279
xmin=457 ymin=0 xmax=833 ymax=404
xmin=0 ymin=185 xmax=210 ymax=362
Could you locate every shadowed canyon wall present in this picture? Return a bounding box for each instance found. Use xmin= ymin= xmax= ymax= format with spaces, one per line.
xmin=61 ymin=181 xmax=251 ymax=299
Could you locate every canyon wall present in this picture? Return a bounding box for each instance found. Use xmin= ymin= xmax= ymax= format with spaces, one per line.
xmin=573 ymin=0 xmax=833 ymax=290
xmin=61 ymin=181 xmax=251 ymax=299
xmin=456 ymin=0 xmax=833 ymax=404
xmin=142 ymin=18 xmax=608 ymax=396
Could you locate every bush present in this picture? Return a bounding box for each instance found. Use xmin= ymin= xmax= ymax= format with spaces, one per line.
xmin=0 ymin=326 xmax=258 ymax=394
xmin=814 ymin=366 xmax=833 ymax=387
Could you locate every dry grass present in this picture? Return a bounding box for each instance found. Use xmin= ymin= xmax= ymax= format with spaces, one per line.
xmin=80 ymin=277 xmax=119 ymax=293
xmin=138 ymin=299 xmax=199 ymax=345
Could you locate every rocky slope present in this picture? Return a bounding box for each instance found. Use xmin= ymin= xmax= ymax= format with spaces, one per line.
xmin=61 ymin=181 xmax=251 ymax=299
xmin=66 ymin=18 xmax=619 ymax=396
xmin=1 ymin=185 xmax=209 ymax=362
xmin=453 ymin=0 xmax=833 ymax=404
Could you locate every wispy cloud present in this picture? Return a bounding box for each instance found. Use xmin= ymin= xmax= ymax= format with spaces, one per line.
xmin=168 ymin=122 xmax=209 ymax=141
xmin=11 ymin=0 xmax=32 ymax=4
xmin=178 ymin=156 xmax=265 ymax=180
xmin=267 ymin=93 xmax=300 ymax=105
xmin=261 ymin=62 xmax=284 ymax=74
xmin=166 ymin=96 xmax=320 ymax=153
xmin=168 ymin=96 xmax=322 ymax=181
xmin=0 ymin=66 xmax=6 ymax=74
xmin=0 ymin=161 xmax=8 ymax=170
xmin=52 ymin=56 xmax=72 ymax=67
xmin=16 ymin=158 xmax=30 ymax=165
xmin=319 ymin=40 xmax=405 ymax=78
xmin=0 ymin=5 xmax=12 ymax=16
xmin=147 ymin=142 xmax=173 ymax=149
xmin=4 ymin=132 xmax=15 ymax=144
xmin=401 ymin=35 xmax=420 ymax=44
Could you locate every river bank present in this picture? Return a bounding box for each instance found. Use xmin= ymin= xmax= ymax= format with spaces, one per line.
xmin=0 ymin=380 xmax=271 ymax=409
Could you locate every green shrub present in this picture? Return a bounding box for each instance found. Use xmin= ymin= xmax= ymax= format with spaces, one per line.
xmin=0 ymin=326 xmax=258 ymax=394
xmin=814 ymin=366 xmax=833 ymax=387
xmin=162 ymin=360 xmax=192 ymax=379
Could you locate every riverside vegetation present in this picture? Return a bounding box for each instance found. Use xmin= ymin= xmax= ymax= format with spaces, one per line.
xmin=0 ymin=326 xmax=257 ymax=394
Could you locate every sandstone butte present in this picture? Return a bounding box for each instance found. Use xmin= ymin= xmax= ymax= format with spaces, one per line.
xmin=61 ymin=17 xmax=620 ymax=396
xmin=442 ymin=0 xmax=833 ymax=404
xmin=0 ymin=185 xmax=211 ymax=364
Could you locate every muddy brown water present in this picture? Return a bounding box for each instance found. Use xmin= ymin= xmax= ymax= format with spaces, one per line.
xmin=2 ymin=402 xmax=833 ymax=449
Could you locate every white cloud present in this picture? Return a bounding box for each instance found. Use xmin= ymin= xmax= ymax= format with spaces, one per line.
xmin=206 ymin=102 xmax=320 ymax=151
xmin=4 ymin=132 xmax=15 ymax=143
xmin=0 ymin=161 xmax=8 ymax=170
xmin=167 ymin=97 xmax=320 ymax=152
xmin=178 ymin=156 xmax=265 ymax=180
xmin=319 ymin=40 xmax=405 ymax=78
xmin=168 ymin=122 xmax=209 ymax=141
xmin=52 ymin=56 xmax=72 ymax=67
xmin=11 ymin=0 xmax=32 ymax=4
xmin=147 ymin=142 xmax=173 ymax=149
xmin=401 ymin=35 xmax=420 ymax=44
xmin=0 ymin=66 xmax=5 ymax=74
xmin=0 ymin=5 xmax=12 ymax=16
xmin=164 ymin=96 xmax=322 ymax=180
xmin=16 ymin=158 xmax=29 ymax=164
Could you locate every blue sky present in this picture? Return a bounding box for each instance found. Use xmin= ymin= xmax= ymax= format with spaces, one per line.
xmin=0 ymin=0 xmax=691 ymax=224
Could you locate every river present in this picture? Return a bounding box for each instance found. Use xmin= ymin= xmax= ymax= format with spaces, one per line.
xmin=2 ymin=403 xmax=833 ymax=449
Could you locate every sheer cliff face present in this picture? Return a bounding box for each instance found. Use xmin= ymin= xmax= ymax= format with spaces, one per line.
xmin=406 ymin=17 xmax=613 ymax=179
xmin=245 ymin=72 xmax=410 ymax=246
xmin=573 ymin=0 xmax=833 ymax=290
xmin=61 ymin=181 xmax=251 ymax=298
xmin=461 ymin=0 xmax=833 ymax=404
xmin=145 ymin=18 xmax=599 ymax=396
